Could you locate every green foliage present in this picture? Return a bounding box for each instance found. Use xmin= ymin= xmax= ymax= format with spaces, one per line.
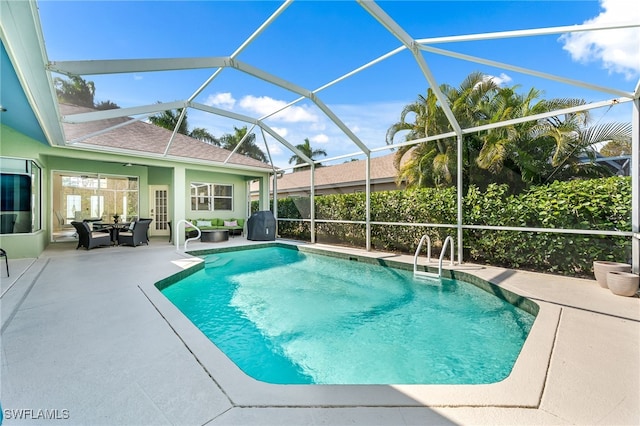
xmin=386 ymin=72 xmax=630 ymax=190
xmin=289 ymin=138 xmax=328 ymax=170
xmin=255 ymin=176 xmax=631 ymax=277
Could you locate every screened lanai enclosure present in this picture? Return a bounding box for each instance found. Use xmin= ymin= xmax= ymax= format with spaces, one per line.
xmin=2 ymin=0 xmax=639 ymax=275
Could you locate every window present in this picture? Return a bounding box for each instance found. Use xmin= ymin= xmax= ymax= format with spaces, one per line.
xmin=190 ymin=183 xmax=233 ymax=211
xmin=214 ymin=184 xmax=233 ymax=210
xmin=52 ymin=172 xmax=139 ymax=241
xmin=0 ymin=158 xmax=42 ymax=234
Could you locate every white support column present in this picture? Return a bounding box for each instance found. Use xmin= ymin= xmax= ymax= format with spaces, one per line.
xmin=273 ymin=173 xmax=278 ymax=237
xmin=631 ymin=99 xmax=639 ymax=273
xmin=366 ymin=154 xmax=372 ymax=251
xmin=173 ymin=165 xmax=187 ymax=245
xmin=457 ymin=134 xmax=464 ymax=264
xmin=259 ymin=176 xmax=269 ymax=211
xmin=310 ymin=164 xmax=316 ymax=244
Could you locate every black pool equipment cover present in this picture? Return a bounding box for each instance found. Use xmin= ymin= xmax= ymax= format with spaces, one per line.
xmin=247 ymin=210 xmax=276 ymax=241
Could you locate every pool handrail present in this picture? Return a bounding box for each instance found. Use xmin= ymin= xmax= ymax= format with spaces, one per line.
xmin=438 ymin=235 xmax=455 ymax=277
xmin=175 ymin=219 xmax=200 ymax=251
xmin=414 ymin=234 xmax=455 ymax=278
xmin=414 ymin=234 xmax=437 ymax=279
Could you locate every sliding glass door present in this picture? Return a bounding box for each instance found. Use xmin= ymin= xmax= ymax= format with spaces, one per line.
xmin=52 ymin=172 xmax=139 ymax=242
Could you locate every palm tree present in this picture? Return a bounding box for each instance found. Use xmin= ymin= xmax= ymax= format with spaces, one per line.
xmin=542 ymin=120 xmax=631 ymax=182
xmin=149 ymin=107 xmax=219 ymax=145
xmin=189 ymin=127 xmax=219 ymax=145
xmin=219 ymin=126 xmax=267 ymax=162
xmin=54 ymin=75 xmax=120 ymax=110
xmin=386 ymin=72 xmax=497 ymax=187
xmin=54 ymin=75 xmax=95 ymax=108
xmin=94 ymin=100 xmax=120 ymax=111
xmin=149 ymin=108 xmax=189 ymax=135
xmin=479 ymin=95 xmax=629 ymax=184
xmin=388 ymin=72 xmax=625 ymax=189
xmin=288 ymin=138 xmax=328 ymax=171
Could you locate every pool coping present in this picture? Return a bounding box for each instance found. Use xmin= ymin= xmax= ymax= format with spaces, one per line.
xmin=140 ymin=241 xmax=559 ymax=408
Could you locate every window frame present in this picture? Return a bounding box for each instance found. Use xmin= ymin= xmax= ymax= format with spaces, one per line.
xmin=190 ymin=182 xmax=233 ymax=212
xmin=0 ymin=157 xmax=42 ymax=234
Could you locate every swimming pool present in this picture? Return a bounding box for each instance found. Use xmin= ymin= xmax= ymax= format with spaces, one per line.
xmin=159 ymin=245 xmax=537 ymax=385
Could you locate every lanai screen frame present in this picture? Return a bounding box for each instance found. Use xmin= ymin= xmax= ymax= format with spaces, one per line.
xmin=3 ymin=0 xmax=639 ymax=271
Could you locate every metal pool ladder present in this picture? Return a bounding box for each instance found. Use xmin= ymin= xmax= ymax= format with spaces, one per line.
xmin=413 ymin=235 xmax=454 ymax=279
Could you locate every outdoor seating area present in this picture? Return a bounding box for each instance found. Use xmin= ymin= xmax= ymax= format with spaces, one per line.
xmin=185 ymin=218 xmax=245 ymax=238
xmin=70 ymin=219 xmax=153 ymax=249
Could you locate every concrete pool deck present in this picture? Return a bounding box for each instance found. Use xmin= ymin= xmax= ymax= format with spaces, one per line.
xmin=1 ymin=237 xmax=638 ymax=425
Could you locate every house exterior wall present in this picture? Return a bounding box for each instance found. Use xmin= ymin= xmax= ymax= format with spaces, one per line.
xmin=0 ymin=125 xmax=50 ymax=257
xmin=276 ymin=181 xmax=399 ymax=198
xmin=0 ymin=124 xmax=271 ymax=257
xmin=184 ymin=170 xmax=251 ymax=221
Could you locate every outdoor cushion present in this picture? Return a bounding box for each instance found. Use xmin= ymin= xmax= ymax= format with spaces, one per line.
xmin=224 ymin=220 xmax=238 ymax=227
xmin=197 ymin=220 xmax=211 ymax=227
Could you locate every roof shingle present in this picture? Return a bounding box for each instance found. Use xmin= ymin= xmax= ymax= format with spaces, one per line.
xmin=60 ymin=104 xmax=272 ymax=170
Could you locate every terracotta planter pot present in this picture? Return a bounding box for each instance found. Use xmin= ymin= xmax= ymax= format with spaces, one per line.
xmin=593 ymin=261 xmax=631 ymax=288
xmin=607 ymin=271 xmax=640 ymax=297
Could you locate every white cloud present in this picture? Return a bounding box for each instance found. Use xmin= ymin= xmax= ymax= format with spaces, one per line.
xmin=239 ymin=95 xmax=319 ymax=123
xmin=205 ymin=92 xmax=236 ymax=109
xmin=311 ymin=134 xmax=329 ymax=144
xmin=484 ymin=73 xmax=512 ymax=86
xmin=267 ymin=143 xmax=283 ymax=155
xmin=560 ymin=0 xmax=640 ymax=79
xmin=133 ymin=75 xmax=143 ymax=81
xmin=271 ymin=126 xmax=288 ymax=138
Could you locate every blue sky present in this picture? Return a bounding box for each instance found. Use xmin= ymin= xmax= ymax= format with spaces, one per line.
xmin=38 ymin=0 xmax=640 ymax=169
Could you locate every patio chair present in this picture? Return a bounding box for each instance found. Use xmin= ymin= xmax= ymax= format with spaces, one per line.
xmin=137 ymin=218 xmax=154 ymax=241
xmin=0 ymin=248 xmax=8 ymax=277
xmin=71 ymin=221 xmax=112 ymax=250
xmin=117 ymin=219 xmax=152 ymax=247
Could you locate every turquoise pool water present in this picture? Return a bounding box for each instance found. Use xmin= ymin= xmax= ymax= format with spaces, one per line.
xmin=160 ymin=246 xmax=535 ymax=385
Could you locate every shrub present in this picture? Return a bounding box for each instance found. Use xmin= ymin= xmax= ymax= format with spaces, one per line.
xmin=252 ymin=176 xmax=631 ymax=276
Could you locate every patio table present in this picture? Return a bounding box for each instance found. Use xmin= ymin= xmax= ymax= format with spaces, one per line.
xmin=201 ymin=229 xmax=229 ymax=242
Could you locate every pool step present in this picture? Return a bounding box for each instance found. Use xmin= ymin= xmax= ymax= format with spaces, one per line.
xmin=204 ymin=257 xmax=231 ymax=268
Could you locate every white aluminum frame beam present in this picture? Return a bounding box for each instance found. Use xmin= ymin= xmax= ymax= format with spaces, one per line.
xmin=419 ymin=44 xmax=634 ymax=99
xmin=223 ymin=123 xmax=257 ymax=164
xmin=359 ymin=0 xmax=464 ymax=256
xmin=416 ymin=21 xmax=639 ymax=45
xmin=358 ymin=0 xmax=462 ymax=135
xmin=61 ymin=101 xmax=186 ymax=123
xmin=191 ymin=102 xmax=313 ymax=164
xmin=48 ymin=57 xmax=230 ymax=76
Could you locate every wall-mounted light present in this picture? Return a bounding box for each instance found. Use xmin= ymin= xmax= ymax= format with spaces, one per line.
xmin=0 ymin=105 xmax=7 ymax=112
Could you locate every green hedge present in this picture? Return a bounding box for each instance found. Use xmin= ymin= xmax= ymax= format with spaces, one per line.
xmin=254 ymin=176 xmax=631 ymax=277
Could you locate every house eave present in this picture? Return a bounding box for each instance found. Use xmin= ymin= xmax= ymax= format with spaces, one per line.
xmin=0 ymin=0 xmax=65 ymax=147
xmin=56 ymin=143 xmax=273 ymax=174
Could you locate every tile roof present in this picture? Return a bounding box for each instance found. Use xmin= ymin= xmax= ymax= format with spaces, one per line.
xmin=59 ymin=104 xmax=272 ymax=170
xmin=274 ymin=153 xmax=399 ymax=191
